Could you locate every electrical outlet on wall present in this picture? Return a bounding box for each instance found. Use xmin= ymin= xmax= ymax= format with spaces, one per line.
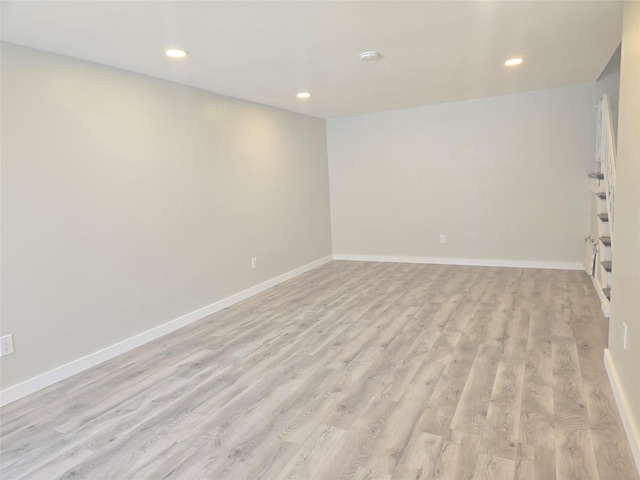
xmin=623 ymin=322 xmax=628 ymax=349
xmin=440 ymin=234 xmax=447 ymax=244
xmin=0 ymin=335 xmax=14 ymax=357
xmin=251 ymin=257 xmax=258 ymax=270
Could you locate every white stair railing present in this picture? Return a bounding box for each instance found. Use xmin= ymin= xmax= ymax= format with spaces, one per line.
xmin=596 ymin=94 xmax=617 ymax=239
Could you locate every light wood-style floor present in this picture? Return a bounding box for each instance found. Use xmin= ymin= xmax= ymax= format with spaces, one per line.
xmin=1 ymin=261 xmax=638 ymax=480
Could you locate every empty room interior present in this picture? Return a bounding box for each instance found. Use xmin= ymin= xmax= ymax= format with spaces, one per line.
xmin=1 ymin=1 xmax=639 ymax=479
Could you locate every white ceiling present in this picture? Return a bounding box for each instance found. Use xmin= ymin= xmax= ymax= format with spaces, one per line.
xmin=1 ymin=1 xmax=623 ymax=119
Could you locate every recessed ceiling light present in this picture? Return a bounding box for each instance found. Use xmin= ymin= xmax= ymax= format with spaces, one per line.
xmin=504 ymin=58 xmax=523 ymax=66
xmin=164 ymin=49 xmax=188 ymax=58
xmin=297 ymin=92 xmax=311 ymax=99
xmin=359 ymin=51 xmax=382 ymax=61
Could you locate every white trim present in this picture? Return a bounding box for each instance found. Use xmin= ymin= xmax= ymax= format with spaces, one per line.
xmin=0 ymin=255 xmax=333 ymax=406
xmin=332 ymin=254 xmax=583 ymax=270
xmin=604 ymin=349 xmax=640 ymax=475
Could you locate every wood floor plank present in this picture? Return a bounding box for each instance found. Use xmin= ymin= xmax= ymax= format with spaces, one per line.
xmin=450 ymin=345 xmax=502 ymax=435
xmin=518 ymin=348 xmax=555 ymax=451
xmin=416 ymin=348 xmax=476 ymax=436
xmin=123 ymin=442 xmax=200 ymax=480
xmin=514 ymin=443 xmax=556 ymax=480
xmin=1 ymin=262 xmax=638 ymax=480
xmin=481 ymin=356 xmax=525 ymax=460
xmin=363 ymin=361 xmax=445 ymax=474
xmin=392 ymin=431 xmax=447 ymax=480
xmin=278 ymin=424 xmax=346 ymax=479
xmin=184 ymin=360 xmax=327 ymax=452
xmin=472 ymin=452 xmax=516 ymax=480
xmin=390 ymin=327 xmax=460 ymax=403
xmin=502 ymin=309 xmax=530 ymax=357
xmin=582 ymin=371 xmax=640 ymax=480
xmin=552 ymin=335 xmax=601 ymax=480
xmin=311 ymin=396 xmax=396 ymax=480
xmin=352 ymin=466 xmax=393 ymax=480
xmin=0 ymin=426 xmax=65 ymax=477
xmin=432 ymin=429 xmax=482 ymax=480
xmin=15 ymin=444 xmax=97 ymax=480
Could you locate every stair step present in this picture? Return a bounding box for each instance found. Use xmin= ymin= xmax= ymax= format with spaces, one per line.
xmin=600 ymin=236 xmax=612 ymax=246
xmin=601 ymin=261 xmax=612 ymax=272
xmin=596 ymin=191 xmax=607 ymax=199
xmin=589 ymin=172 xmax=605 ymax=180
xmin=603 ymin=288 xmax=611 ymax=300
xmin=598 ymin=213 xmax=609 ymax=222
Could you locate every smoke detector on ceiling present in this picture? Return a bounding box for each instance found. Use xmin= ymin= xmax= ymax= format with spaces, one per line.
xmin=359 ymin=51 xmax=382 ymax=61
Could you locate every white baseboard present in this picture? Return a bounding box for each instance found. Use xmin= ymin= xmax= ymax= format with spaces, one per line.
xmin=0 ymin=255 xmax=333 ymax=407
xmin=604 ymin=349 xmax=640 ymax=475
xmin=332 ymin=254 xmax=583 ymax=271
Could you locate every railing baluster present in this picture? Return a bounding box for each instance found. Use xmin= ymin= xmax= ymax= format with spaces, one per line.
xmin=598 ymin=94 xmax=616 ymax=238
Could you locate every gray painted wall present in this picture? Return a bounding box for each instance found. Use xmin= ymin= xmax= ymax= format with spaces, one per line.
xmin=608 ymin=0 xmax=640 ymax=464
xmin=327 ymin=85 xmax=598 ymax=264
xmin=591 ymin=48 xmax=621 ymax=242
xmin=597 ymin=44 xmax=622 ymax=138
xmin=0 ymin=43 xmax=332 ymax=389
